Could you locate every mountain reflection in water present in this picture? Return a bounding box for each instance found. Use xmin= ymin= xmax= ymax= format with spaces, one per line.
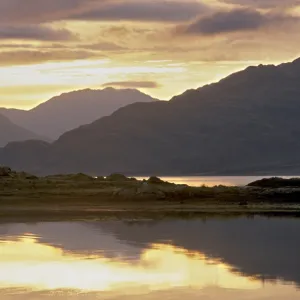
xmin=0 ymin=218 xmax=299 ymax=299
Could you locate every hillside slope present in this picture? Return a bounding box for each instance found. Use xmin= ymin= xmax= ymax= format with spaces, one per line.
xmin=3 ymin=59 xmax=300 ymax=175
xmin=0 ymin=88 xmax=157 ymax=139
xmin=0 ymin=114 xmax=41 ymax=147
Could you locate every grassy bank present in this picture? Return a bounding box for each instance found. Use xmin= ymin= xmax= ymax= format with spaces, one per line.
xmin=1 ymin=168 xmax=300 ymax=221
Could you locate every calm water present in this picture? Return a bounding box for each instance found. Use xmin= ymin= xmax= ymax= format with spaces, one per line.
xmin=138 ymin=176 xmax=299 ymax=187
xmin=0 ymin=217 xmax=299 ymax=299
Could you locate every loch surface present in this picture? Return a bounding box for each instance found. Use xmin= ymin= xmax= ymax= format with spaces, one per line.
xmin=0 ymin=217 xmax=299 ymax=299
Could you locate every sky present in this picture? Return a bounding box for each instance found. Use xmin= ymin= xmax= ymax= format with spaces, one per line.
xmin=1 ymin=0 xmax=300 ymax=109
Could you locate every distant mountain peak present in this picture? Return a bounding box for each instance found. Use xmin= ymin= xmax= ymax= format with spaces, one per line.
xmin=4 ymin=58 xmax=300 ymax=175
xmin=0 ymin=113 xmax=42 ymax=147
xmin=0 ymin=88 xmax=158 ymax=140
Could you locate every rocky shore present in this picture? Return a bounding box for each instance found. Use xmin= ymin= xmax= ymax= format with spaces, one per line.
xmin=1 ymin=167 xmax=300 ymax=221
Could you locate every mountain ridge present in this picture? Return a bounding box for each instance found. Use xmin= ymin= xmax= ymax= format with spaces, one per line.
xmin=2 ymin=58 xmax=300 ymax=175
xmin=0 ymin=88 xmax=157 ymax=140
xmin=0 ymin=114 xmax=43 ymax=147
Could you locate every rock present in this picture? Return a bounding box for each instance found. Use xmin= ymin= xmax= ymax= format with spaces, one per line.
xmin=116 ymin=188 xmax=137 ymax=198
xmin=112 ymin=184 xmax=166 ymax=200
xmin=18 ymin=172 xmax=38 ymax=180
xmin=106 ymin=173 xmax=130 ymax=182
xmin=129 ymin=177 xmax=138 ymax=181
xmin=147 ymin=176 xmax=165 ymax=184
xmin=50 ymin=173 xmax=93 ymax=181
xmin=0 ymin=166 xmax=12 ymax=177
xmin=111 ymin=187 xmax=122 ymax=196
xmin=136 ymin=184 xmax=166 ymax=199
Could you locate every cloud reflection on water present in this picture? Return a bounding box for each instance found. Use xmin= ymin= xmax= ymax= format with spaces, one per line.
xmin=0 ymin=236 xmax=260 ymax=292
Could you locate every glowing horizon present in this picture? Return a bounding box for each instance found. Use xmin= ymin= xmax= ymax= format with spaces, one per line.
xmin=0 ymin=58 xmax=277 ymax=110
xmin=1 ymin=0 xmax=299 ymax=109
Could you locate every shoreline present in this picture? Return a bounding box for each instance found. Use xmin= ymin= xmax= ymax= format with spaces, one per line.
xmin=1 ymin=168 xmax=300 ymax=221
xmin=0 ymin=203 xmax=300 ymax=222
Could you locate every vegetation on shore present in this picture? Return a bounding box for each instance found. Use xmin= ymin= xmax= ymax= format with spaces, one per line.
xmin=0 ymin=167 xmax=240 ymax=203
xmin=1 ymin=167 xmax=300 ymax=221
xmin=248 ymin=177 xmax=300 ymax=188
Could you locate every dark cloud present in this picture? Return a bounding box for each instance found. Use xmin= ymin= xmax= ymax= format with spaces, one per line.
xmin=184 ymin=9 xmax=264 ymax=34
xmin=102 ymin=81 xmax=160 ymax=88
xmin=177 ymin=9 xmax=297 ymax=35
xmin=70 ymin=1 xmax=209 ymax=22
xmin=0 ymin=25 xmax=77 ymax=41
xmin=0 ymin=0 xmax=209 ymax=24
xmin=218 ymin=0 xmax=300 ymax=8
xmin=0 ymin=50 xmax=99 ymax=66
xmin=0 ymin=0 xmax=100 ymax=24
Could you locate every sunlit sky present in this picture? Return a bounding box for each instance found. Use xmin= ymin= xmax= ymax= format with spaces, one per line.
xmin=1 ymin=0 xmax=300 ymax=109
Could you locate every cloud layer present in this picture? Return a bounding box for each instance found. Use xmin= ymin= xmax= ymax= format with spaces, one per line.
xmin=0 ymin=0 xmax=209 ymax=24
xmin=178 ymin=9 xmax=297 ymax=35
xmin=70 ymin=1 xmax=209 ymax=22
xmin=0 ymin=25 xmax=76 ymax=41
xmin=0 ymin=50 xmax=97 ymax=66
xmin=218 ymin=0 xmax=300 ymax=8
xmin=0 ymin=0 xmax=95 ymax=23
xmin=2 ymin=0 xmax=300 ymax=108
xmin=102 ymin=81 xmax=160 ymax=89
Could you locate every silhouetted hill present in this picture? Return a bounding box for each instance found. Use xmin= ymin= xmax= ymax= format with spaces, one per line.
xmin=0 ymin=88 xmax=157 ymax=139
xmin=3 ymin=58 xmax=300 ymax=175
xmin=0 ymin=114 xmax=42 ymax=147
xmin=0 ymin=140 xmax=50 ymax=172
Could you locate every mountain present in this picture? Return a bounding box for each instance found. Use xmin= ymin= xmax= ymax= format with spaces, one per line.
xmin=0 ymin=88 xmax=157 ymax=140
xmin=0 ymin=114 xmax=41 ymax=147
xmin=3 ymin=58 xmax=300 ymax=175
